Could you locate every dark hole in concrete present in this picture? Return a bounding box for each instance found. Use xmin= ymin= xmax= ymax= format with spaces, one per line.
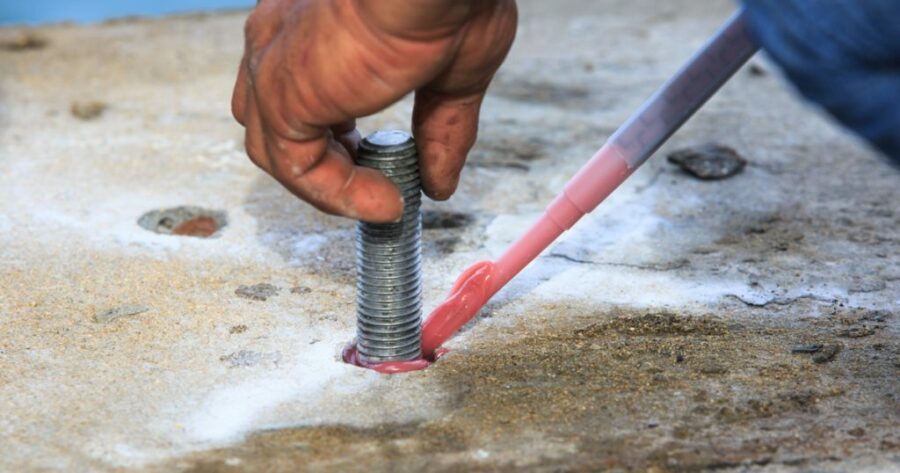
xmin=138 ymin=206 xmax=227 ymax=238
xmin=235 ymin=283 xmax=279 ymax=301
xmin=0 ymin=31 xmax=48 ymax=51
xmin=422 ymin=210 xmax=475 ymax=230
xmin=468 ymin=136 xmax=549 ymax=171
xmin=492 ymin=79 xmax=590 ymax=107
xmin=70 ymin=101 xmax=107 ymax=120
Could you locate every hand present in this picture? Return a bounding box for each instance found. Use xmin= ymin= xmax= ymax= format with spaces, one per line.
xmin=232 ymin=0 xmax=518 ymax=222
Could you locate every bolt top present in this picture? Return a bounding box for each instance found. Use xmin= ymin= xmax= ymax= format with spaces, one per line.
xmin=361 ymin=130 xmax=414 ymax=154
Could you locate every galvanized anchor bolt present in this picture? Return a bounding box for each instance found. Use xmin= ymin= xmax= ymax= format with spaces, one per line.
xmin=355 ymin=130 xmax=423 ymax=363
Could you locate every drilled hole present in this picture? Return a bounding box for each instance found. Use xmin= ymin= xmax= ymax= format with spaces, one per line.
xmin=138 ymin=206 xmax=227 ymax=238
xmin=421 ymin=210 xmax=475 ymax=230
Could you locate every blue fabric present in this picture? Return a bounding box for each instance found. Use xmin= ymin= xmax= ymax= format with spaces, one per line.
xmin=742 ymin=0 xmax=900 ymax=163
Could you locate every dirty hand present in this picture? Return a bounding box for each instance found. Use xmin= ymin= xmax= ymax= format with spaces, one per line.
xmin=232 ymin=0 xmax=517 ymax=222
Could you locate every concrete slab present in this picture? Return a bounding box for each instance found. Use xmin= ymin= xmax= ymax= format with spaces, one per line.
xmin=1 ymin=1 xmax=897 ymax=471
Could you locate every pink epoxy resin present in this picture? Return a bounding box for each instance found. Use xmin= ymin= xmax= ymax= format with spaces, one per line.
xmin=342 ymin=343 xmax=447 ymax=374
xmin=419 ymin=145 xmax=632 ymax=358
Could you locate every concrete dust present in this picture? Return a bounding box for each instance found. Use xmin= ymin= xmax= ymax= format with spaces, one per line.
xmin=155 ymin=306 xmax=899 ymax=472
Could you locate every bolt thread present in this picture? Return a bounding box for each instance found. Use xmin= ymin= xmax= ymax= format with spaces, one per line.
xmin=355 ymin=130 xmax=422 ymax=362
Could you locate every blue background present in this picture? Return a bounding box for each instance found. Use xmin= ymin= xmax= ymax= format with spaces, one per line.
xmin=1 ymin=0 xmax=255 ymax=25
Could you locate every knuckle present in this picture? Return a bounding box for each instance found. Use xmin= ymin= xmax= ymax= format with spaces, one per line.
xmin=243 ymin=19 xmax=262 ymax=49
xmin=243 ymin=54 xmax=310 ymax=142
xmin=247 ymin=50 xmax=265 ymax=78
xmin=271 ymin=141 xmax=327 ymax=178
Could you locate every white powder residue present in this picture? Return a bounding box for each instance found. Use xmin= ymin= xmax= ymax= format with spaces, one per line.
xmin=180 ymin=342 xmax=365 ymax=445
xmin=524 ymin=262 xmax=747 ymax=307
xmin=290 ymin=233 xmax=328 ymax=256
xmin=480 ymin=181 xmax=781 ymax=310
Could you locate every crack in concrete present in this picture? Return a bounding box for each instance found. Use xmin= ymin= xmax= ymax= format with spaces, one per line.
xmin=546 ymin=252 xmax=689 ymax=271
xmin=634 ymin=167 xmax=666 ymax=194
xmin=726 ymin=293 xmax=839 ymax=308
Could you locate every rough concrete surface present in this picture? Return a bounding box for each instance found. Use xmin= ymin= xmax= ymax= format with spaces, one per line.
xmin=1 ymin=1 xmax=898 ymax=472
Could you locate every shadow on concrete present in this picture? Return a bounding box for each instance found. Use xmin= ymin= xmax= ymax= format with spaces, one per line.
xmin=240 ymin=174 xmax=495 ymax=288
xmin=241 ymin=173 xmax=357 ymax=286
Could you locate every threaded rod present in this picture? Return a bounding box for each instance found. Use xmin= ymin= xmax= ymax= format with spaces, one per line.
xmin=355 ymin=130 xmax=423 ymax=363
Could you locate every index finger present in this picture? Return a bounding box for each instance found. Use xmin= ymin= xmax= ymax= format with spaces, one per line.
xmin=272 ymin=132 xmax=405 ymax=222
xmin=243 ymin=91 xmax=404 ymax=222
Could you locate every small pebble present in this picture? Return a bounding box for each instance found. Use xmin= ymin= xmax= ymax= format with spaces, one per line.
xmin=667 ymin=143 xmax=747 ymax=180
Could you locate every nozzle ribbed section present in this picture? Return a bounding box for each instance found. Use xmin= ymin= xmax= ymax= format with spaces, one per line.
xmin=355 ymin=130 xmax=422 ymax=363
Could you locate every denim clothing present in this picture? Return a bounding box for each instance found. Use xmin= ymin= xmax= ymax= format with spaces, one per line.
xmin=742 ymin=0 xmax=900 ymax=162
